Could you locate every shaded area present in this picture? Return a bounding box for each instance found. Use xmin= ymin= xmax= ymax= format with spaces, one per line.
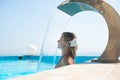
xmin=58 ymin=2 xmax=99 ymax=16
xmin=0 ymin=56 xmax=98 ymax=64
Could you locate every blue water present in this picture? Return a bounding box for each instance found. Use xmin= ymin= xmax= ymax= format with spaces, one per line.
xmin=0 ymin=56 xmax=98 ymax=80
xmin=0 ymin=60 xmax=37 ymax=80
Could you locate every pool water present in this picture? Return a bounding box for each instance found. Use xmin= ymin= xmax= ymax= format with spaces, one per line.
xmin=0 ymin=60 xmax=55 ymax=80
xmin=0 ymin=56 xmax=98 ymax=80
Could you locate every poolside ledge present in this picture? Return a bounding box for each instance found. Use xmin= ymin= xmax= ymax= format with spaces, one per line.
xmin=12 ymin=62 xmax=120 ymax=80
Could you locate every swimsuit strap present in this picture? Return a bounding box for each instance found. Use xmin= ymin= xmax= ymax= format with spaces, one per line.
xmin=57 ymin=54 xmax=67 ymax=63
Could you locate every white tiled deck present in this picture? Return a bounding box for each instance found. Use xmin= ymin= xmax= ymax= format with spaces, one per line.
xmin=12 ymin=62 xmax=120 ymax=80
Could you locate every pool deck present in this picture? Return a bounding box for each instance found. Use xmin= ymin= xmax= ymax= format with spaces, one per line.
xmin=12 ymin=62 xmax=120 ymax=80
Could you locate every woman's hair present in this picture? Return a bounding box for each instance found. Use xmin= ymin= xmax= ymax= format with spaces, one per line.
xmin=62 ymin=32 xmax=77 ymax=59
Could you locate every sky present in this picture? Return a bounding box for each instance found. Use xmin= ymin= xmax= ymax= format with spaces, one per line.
xmin=0 ymin=0 xmax=120 ymax=56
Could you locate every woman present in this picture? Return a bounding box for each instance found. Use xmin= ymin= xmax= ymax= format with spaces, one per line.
xmin=55 ymin=32 xmax=78 ymax=68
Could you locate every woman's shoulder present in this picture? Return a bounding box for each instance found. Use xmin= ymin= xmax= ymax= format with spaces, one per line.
xmin=68 ymin=56 xmax=74 ymax=64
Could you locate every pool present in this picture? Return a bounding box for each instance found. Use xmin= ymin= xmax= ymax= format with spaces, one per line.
xmin=0 ymin=56 xmax=98 ymax=80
